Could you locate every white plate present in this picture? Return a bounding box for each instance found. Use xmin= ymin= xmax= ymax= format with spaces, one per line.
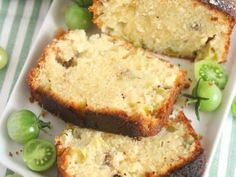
xmin=0 ymin=0 xmax=236 ymax=176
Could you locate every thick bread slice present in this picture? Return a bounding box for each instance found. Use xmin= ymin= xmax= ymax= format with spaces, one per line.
xmin=27 ymin=30 xmax=186 ymax=137
xmin=90 ymin=0 xmax=235 ymax=62
xmin=55 ymin=112 xmax=204 ymax=177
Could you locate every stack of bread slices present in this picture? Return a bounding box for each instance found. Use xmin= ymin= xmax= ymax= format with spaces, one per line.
xmin=27 ymin=0 xmax=235 ymax=176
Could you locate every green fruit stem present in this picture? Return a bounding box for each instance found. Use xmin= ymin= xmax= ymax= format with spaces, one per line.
xmin=38 ymin=119 xmax=51 ymax=129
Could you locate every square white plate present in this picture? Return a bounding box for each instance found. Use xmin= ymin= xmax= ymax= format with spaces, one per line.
xmin=0 ymin=0 xmax=236 ymax=176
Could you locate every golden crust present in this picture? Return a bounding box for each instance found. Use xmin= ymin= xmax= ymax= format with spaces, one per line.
xmin=89 ymin=0 xmax=103 ymax=29
xmin=55 ymin=111 xmax=203 ymax=177
xmin=27 ymin=32 xmax=186 ymax=137
xmin=56 ymin=144 xmax=70 ymax=177
xmin=201 ymin=0 xmax=236 ymax=19
xmin=193 ymin=0 xmax=235 ymax=63
xmin=90 ymin=0 xmax=235 ymax=63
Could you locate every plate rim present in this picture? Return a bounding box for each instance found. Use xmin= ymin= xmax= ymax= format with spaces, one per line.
xmin=0 ymin=0 xmax=236 ymax=176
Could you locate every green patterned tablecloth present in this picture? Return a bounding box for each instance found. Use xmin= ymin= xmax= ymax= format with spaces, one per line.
xmin=0 ymin=0 xmax=235 ymax=177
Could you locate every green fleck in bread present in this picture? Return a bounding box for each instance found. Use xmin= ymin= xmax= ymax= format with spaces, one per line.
xmin=27 ymin=30 xmax=186 ymax=137
xmin=90 ymin=0 xmax=235 ymax=62
xmin=55 ymin=112 xmax=204 ymax=177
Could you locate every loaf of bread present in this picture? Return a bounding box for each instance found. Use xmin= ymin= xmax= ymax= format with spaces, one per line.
xmin=55 ymin=112 xmax=204 ymax=177
xmin=90 ymin=0 xmax=235 ymax=62
xmin=27 ymin=30 xmax=186 ymax=137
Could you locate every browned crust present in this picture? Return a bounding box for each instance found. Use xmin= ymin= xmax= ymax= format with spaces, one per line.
xmin=55 ymin=112 xmax=203 ymax=177
xmin=54 ymin=28 xmax=66 ymax=39
xmin=28 ymin=64 xmax=185 ymax=137
xmin=56 ymin=145 xmax=70 ymax=177
xmin=155 ymin=72 xmax=186 ymax=131
xmin=201 ymin=0 xmax=236 ymax=19
xmin=27 ymin=32 xmax=186 ymax=137
xmin=89 ymin=0 xmax=102 ymax=27
xmin=90 ymin=0 xmax=110 ymax=31
xmin=167 ymin=152 xmax=205 ymax=177
xmin=90 ymin=0 xmax=235 ymax=63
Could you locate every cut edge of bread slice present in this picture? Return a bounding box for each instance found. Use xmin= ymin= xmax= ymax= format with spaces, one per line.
xmin=27 ymin=30 xmax=186 ymax=137
xmin=90 ymin=0 xmax=235 ymax=63
xmin=55 ymin=112 xmax=204 ymax=177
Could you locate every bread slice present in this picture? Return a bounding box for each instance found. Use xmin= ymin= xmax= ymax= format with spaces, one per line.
xmin=27 ymin=30 xmax=186 ymax=137
xmin=90 ymin=0 xmax=235 ymax=62
xmin=55 ymin=112 xmax=204 ymax=177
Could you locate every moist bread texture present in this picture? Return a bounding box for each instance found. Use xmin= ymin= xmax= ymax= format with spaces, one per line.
xmin=55 ymin=112 xmax=204 ymax=177
xmin=27 ymin=30 xmax=186 ymax=137
xmin=90 ymin=0 xmax=235 ymax=62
